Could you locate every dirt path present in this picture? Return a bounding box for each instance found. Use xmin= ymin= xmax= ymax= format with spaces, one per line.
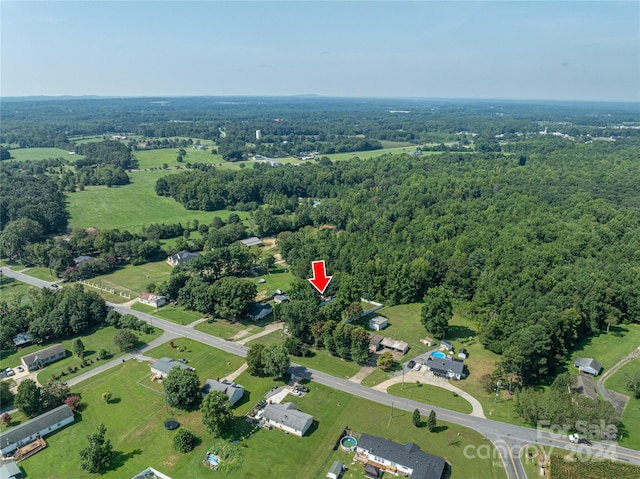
xmin=236 ymin=322 xmax=284 ymax=345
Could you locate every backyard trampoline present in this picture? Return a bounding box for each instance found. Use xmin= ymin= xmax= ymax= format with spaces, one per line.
xmin=164 ymin=419 xmax=179 ymax=430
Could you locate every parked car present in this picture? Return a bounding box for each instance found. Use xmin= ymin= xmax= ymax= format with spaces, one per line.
xmin=178 ymin=358 xmax=189 ymax=364
xmin=295 ymin=385 xmax=310 ymax=393
xmin=414 ymin=363 xmax=422 ymax=371
xmin=16 ymin=366 xmax=24 ymax=373
xmin=407 ymin=360 xmax=416 ymax=369
xmin=5 ymin=368 xmax=14 ymax=377
xmin=290 ymin=389 xmax=302 ymax=397
xmin=569 ymin=434 xmax=580 ymax=443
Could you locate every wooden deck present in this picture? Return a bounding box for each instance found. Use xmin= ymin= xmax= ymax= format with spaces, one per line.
xmin=13 ymin=436 xmax=46 ymax=462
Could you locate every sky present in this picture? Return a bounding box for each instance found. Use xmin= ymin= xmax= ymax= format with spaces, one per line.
xmin=1 ymin=1 xmax=638 ymax=102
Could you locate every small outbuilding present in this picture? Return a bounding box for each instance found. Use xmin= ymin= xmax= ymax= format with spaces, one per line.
xmin=0 ymin=459 xmax=23 ymax=479
xmin=369 ymin=316 xmax=388 ymax=331
xmin=139 ymin=292 xmax=167 ymax=308
xmin=457 ymin=348 xmax=469 ymax=359
xmin=573 ymin=358 xmax=602 ymax=376
xmin=239 ymin=237 xmax=263 ymax=247
xmin=380 ymin=337 xmax=409 ymax=355
xmin=440 ymin=340 xmax=454 ymax=352
xmin=326 ymin=461 xmax=345 ymax=479
xmin=421 ymin=337 xmax=436 ymax=347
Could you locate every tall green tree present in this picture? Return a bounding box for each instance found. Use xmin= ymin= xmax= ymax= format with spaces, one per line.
xmin=72 ymin=338 xmax=85 ymax=358
xmin=261 ymin=343 xmax=290 ymax=378
xmin=246 ymin=343 xmax=266 ymax=376
xmin=14 ymin=379 xmax=43 ymax=417
xmin=413 ymin=409 xmax=422 ymax=428
xmin=79 ymin=424 xmax=113 ymax=474
xmin=210 ymin=276 xmax=257 ymax=320
xmin=113 ymin=328 xmax=138 ymax=352
xmin=427 ymin=410 xmax=437 ymax=432
xmin=421 ymin=286 xmax=453 ymax=340
xmin=163 ymin=367 xmax=201 ymax=410
xmin=201 ymin=390 xmax=233 ymax=437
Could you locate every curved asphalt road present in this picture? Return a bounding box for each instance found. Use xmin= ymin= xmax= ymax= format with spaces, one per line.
xmin=5 ymin=267 xmax=640 ymax=479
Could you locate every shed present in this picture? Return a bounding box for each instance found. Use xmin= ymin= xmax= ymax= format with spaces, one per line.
xmin=369 ymin=334 xmax=384 ymax=352
xmin=380 ymin=337 xmax=409 ymax=354
xmin=440 ymin=340 xmax=454 ymax=352
xmin=239 ymin=237 xmax=263 ymax=247
xmin=573 ymin=358 xmax=602 ymax=376
xmin=369 ymin=316 xmax=388 ymax=331
xmin=421 ymin=337 xmax=436 ymax=347
xmin=326 ymin=461 xmax=345 ymax=479
xmin=0 ymin=459 xmax=23 ymax=479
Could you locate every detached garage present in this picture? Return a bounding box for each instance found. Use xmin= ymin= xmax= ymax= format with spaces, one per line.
xmin=326 ymin=461 xmax=345 ymax=479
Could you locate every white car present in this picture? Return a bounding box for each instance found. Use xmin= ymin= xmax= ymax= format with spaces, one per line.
xmin=5 ymin=368 xmax=15 ymax=377
xmin=414 ymin=363 xmax=422 ymax=371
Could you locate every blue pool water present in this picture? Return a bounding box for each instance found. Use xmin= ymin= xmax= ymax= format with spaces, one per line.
xmin=432 ymin=351 xmax=446 ymax=359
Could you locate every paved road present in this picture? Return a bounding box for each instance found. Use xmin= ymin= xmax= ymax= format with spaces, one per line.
xmin=1 ymin=267 xmax=60 ymax=290
xmin=6 ymin=269 xmax=640 ymax=478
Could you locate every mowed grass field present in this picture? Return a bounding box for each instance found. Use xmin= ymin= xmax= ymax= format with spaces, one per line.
xmin=0 ymin=276 xmax=37 ymax=303
xmin=66 ymin=169 xmax=249 ymax=231
xmin=5 ymin=147 xmax=85 ymax=161
xmin=19 ymin=352 xmax=507 ymax=479
xmin=605 ymin=359 xmax=640 ymax=450
xmin=134 ymin=144 xmax=220 ymax=169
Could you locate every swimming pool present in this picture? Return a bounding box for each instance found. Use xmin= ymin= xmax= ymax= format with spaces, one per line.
xmin=340 ymin=436 xmax=358 ymax=451
xmin=432 ymin=351 xmax=446 ymax=359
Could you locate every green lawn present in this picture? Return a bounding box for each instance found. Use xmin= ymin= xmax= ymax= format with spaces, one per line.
xmin=568 ymin=324 xmax=640 ymax=373
xmin=387 ymin=383 xmax=473 ymax=414
xmin=19 ymin=357 xmax=506 ymax=479
xmin=193 ymin=316 xmax=273 ymax=340
xmin=134 ymin=145 xmax=220 ymax=169
xmin=6 ymin=147 xmax=85 ymax=162
xmin=0 ymin=325 xmax=161 ymax=383
xmin=22 ymin=267 xmax=58 ymax=282
xmin=605 ymin=359 xmax=640 ymax=450
xmin=88 ymin=260 xmax=173 ymax=298
xmin=144 ymin=338 xmax=245 ymax=383
xmin=254 ymin=267 xmax=295 ymax=299
xmin=0 ymin=276 xmax=37 ymax=303
xmin=66 ymin=169 xmax=249 ymax=232
xmin=131 ymin=302 xmax=203 ymax=326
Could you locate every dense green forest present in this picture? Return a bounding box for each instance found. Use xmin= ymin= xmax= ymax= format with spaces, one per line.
xmin=157 ymin=139 xmax=640 ymax=385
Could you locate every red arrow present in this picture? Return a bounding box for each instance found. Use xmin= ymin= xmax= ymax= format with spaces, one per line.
xmin=308 ymin=260 xmax=332 ymax=294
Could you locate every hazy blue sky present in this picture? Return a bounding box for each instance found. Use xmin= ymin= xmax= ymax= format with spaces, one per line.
xmin=2 ymin=1 xmax=638 ymax=101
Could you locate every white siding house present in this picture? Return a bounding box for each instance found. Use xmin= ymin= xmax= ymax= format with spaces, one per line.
xmin=262 ymin=402 xmax=313 ymax=437
xmin=20 ymin=344 xmax=66 ymax=372
xmin=0 ymin=405 xmax=74 ymax=456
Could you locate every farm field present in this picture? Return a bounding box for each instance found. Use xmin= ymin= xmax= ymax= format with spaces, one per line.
xmin=549 ymin=454 xmax=640 ymax=479
xmin=134 ymin=144 xmax=220 ymax=169
xmin=66 ymin=169 xmax=249 ymax=231
xmin=18 ymin=356 xmax=507 ymax=479
xmin=4 ymin=147 xmax=85 ymax=161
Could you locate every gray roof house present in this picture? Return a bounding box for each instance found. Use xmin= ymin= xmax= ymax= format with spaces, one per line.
xmin=356 ymin=434 xmax=446 ymax=479
xmin=12 ymin=333 xmax=32 ymax=348
xmin=20 ymin=344 xmax=66 ymax=372
xmin=262 ymin=402 xmax=314 ymax=437
xmin=248 ymin=303 xmax=273 ymax=321
xmin=0 ymin=459 xmax=23 ymax=479
xmin=440 ymin=340 xmax=454 ymax=351
xmin=0 ymin=405 xmax=75 ymax=456
xmin=150 ymin=357 xmax=192 ymax=378
xmin=574 ymin=358 xmax=602 ymax=376
xmin=166 ymin=250 xmax=200 ymax=267
xmin=202 ymin=379 xmax=245 ymax=405
xmin=426 ymin=357 xmax=466 ymax=380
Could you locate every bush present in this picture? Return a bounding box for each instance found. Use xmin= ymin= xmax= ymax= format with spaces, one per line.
xmin=97 ymin=348 xmax=109 ymax=360
xmin=173 ymin=428 xmax=197 ymax=453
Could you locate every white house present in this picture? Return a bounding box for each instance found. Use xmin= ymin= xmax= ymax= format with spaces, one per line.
xmin=0 ymin=405 xmax=75 ymax=456
xmin=261 ymin=402 xmax=313 ymax=437
xmin=166 ymin=250 xmax=199 ymax=267
xmin=139 ymin=292 xmax=167 ymax=308
xmin=369 ymin=316 xmax=388 ymax=331
xmin=20 ymin=344 xmax=66 ymax=372
xmin=248 ymin=303 xmax=273 ymax=321
xmin=202 ymin=379 xmax=245 ymax=405
xmin=356 ymin=434 xmax=446 ymax=479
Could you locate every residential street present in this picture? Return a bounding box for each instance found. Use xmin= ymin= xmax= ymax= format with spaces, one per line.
xmin=4 ymin=267 xmax=640 ymax=479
